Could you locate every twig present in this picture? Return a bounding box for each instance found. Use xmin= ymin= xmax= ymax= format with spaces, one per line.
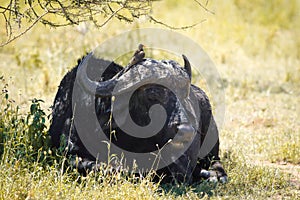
xmin=94 ymin=5 xmax=124 ymax=27
xmin=205 ymin=0 xmax=209 ymax=6
xmin=148 ymin=15 xmax=206 ymax=30
xmin=0 ymin=11 xmax=48 ymax=47
xmin=0 ymin=5 xmax=21 ymax=14
xmin=194 ymin=0 xmax=215 ymax=15
xmin=56 ymin=0 xmax=77 ymax=25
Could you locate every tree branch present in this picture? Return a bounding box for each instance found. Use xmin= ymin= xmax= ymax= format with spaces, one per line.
xmin=148 ymin=16 xmax=206 ymax=30
xmin=0 ymin=0 xmax=213 ymax=46
xmin=0 ymin=11 xmax=49 ymax=47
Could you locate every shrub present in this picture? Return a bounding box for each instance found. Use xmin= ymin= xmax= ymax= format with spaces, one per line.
xmin=0 ymin=77 xmax=52 ymax=165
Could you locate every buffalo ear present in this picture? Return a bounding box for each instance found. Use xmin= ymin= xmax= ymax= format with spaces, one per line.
xmin=182 ymin=54 xmax=192 ymax=81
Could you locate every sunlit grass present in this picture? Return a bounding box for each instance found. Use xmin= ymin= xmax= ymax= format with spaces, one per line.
xmin=0 ymin=0 xmax=300 ymax=199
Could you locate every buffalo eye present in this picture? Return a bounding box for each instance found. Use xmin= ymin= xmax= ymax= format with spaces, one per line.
xmin=141 ymin=85 xmax=170 ymax=104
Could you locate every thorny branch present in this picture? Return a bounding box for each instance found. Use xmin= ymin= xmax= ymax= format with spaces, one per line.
xmin=0 ymin=0 xmax=214 ymax=47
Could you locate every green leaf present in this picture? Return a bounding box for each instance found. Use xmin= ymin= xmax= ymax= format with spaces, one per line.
xmin=30 ymin=104 xmax=36 ymax=114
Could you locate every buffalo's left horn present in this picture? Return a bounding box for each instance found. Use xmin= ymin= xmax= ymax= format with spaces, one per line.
xmin=182 ymin=54 xmax=192 ymax=81
xmin=77 ymin=53 xmax=118 ymax=97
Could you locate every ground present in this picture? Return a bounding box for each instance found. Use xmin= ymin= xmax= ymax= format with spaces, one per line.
xmin=0 ymin=0 xmax=299 ymax=199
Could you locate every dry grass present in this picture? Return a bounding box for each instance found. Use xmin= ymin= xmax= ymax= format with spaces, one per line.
xmin=0 ymin=0 xmax=299 ymax=199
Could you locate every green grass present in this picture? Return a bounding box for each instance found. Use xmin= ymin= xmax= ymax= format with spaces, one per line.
xmin=0 ymin=0 xmax=300 ymax=199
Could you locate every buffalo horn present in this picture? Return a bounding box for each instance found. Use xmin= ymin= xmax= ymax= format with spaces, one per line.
xmin=78 ymin=53 xmax=191 ymax=98
xmin=182 ymin=54 xmax=192 ymax=81
xmin=77 ymin=53 xmax=118 ymax=97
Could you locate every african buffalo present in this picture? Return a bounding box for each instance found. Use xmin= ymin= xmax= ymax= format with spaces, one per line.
xmin=49 ymin=52 xmax=227 ymax=184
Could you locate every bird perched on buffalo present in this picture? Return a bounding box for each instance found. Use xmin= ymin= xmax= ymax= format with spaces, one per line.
xmin=129 ymin=43 xmax=145 ymax=66
xmin=124 ymin=44 xmax=145 ymax=73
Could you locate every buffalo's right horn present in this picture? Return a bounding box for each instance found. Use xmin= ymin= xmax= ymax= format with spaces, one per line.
xmin=182 ymin=54 xmax=192 ymax=81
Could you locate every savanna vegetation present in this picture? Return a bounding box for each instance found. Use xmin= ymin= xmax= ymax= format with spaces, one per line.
xmin=0 ymin=0 xmax=299 ymax=199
